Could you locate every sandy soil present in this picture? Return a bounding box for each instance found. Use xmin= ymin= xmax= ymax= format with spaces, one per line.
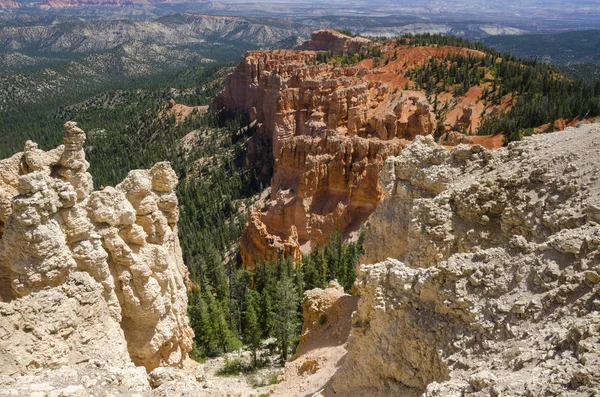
xmin=359 ymin=42 xmax=524 ymax=141
xmin=534 ymin=116 xmax=589 ymax=133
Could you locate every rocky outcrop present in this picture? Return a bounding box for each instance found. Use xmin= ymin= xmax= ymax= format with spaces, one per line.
xmin=240 ymin=209 xmax=302 ymax=271
xmin=439 ymin=130 xmax=474 ymax=146
xmin=453 ymin=105 xmax=473 ymax=134
xmin=273 ymin=280 xmax=358 ymax=397
xmin=0 ymin=122 xmax=193 ymax=378
xmin=328 ymin=126 xmax=600 ymax=396
xmin=296 ymin=29 xmax=373 ymax=55
xmin=213 ymin=32 xmax=515 ymax=270
xmin=212 ymin=41 xmax=439 ymax=268
xmin=297 ymin=280 xmax=357 ymax=356
xmin=241 ymin=132 xmax=405 ymax=269
xmin=212 ymin=49 xmax=436 ymax=157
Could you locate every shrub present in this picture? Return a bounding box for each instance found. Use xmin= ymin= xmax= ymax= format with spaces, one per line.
xmin=217 ymin=358 xmax=247 ymax=376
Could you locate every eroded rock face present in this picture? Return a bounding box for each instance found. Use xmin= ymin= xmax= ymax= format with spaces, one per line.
xmin=273 ymin=280 xmax=358 ymax=397
xmin=212 ymin=41 xmax=435 ymax=268
xmin=329 ymin=126 xmax=600 ymax=396
xmin=453 ymin=105 xmax=473 ymax=134
xmin=0 ymin=122 xmax=193 ymax=374
xmin=212 ymin=48 xmax=436 ymax=158
xmin=296 ymin=29 xmax=373 ymax=55
xmin=241 ymin=132 xmax=405 ymax=269
xmin=297 ymin=280 xmax=357 ymax=355
xmin=0 ymin=272 xmax=132 ymax=377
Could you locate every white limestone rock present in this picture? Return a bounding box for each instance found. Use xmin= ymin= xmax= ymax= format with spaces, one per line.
xmin=329 ymin=125 xmax=600 ymax=396
xmin=0 ymin=121 xmax=194 ymax=388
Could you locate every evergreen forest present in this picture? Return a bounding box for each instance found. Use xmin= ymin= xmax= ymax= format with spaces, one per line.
xmin=401 ymin=34 xmax=600 ymax=143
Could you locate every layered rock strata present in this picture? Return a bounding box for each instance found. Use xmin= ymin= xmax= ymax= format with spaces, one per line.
xmin=328 ymin=126 xmax=600 ymax=396
xmin=212 ymin=46 xmax=437 ymax=158
xmin=0 ymin=122 xmax=193 ymax=376
xmin=240 ymin=133 xmax=406 ymax=269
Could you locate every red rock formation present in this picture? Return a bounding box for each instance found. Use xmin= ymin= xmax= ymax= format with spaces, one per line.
xmin=213 ymin=33 xmax=497 ymax=269
xmin=241 ymin=132 xmax=405 ymax=269
xmin=240 ymin=209 xmax=301 ymax=269
xmin=296 ymin=29 xmax=373 ymax=55
xmin=453 ymin=105 xmax=474 ymax=133
xmin=159 ymin=99 xmax=208 ymax=126
xmin=212 ymin=48 xmax=436 ymax=157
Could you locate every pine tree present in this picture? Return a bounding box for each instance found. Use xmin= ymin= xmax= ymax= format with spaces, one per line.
xmin=315 ymin=247 xmax=328 ymax=288
xmin=189 ymin=292 xmax=209 ymax=356
xmin=273 ymin=275 xmax=300 ymax=361
xmin=295 ymin=261 xmax=304 ymax=300
xmin=343 ymin=243 xmax=357 ymax=290
xmin=232 ymin=269 xmax=253 ymax=335
xmin=259 ymin=289 xmax=274 ymax=338
xmin=301 ymin=254 xmax=317 ymax=291
xmin=209 ymin=298 xmax=233 ymax=353
xmin=188 ymin=284 xmax=218 ymax=357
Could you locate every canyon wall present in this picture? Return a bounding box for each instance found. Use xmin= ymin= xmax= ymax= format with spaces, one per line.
xmin=0 ymin=122 xmax=194 ymax=388
xmin=213 ymin=31 xmax=439 ymax=269
xmin=327 ymin=126 xmax=600 ymax=396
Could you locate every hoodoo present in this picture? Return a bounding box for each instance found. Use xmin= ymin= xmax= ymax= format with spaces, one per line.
xmin=2 ymin=21 xmax=598 ymax=397
xmin=212 ymin=32 xmax=447 ymax=269
xmin=0 ymin=122 xmax=197 ymax=395
xmin=212 ymin=29 xmax=518 ymax=270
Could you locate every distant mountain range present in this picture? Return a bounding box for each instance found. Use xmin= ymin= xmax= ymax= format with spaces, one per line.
xmin=1 ymin=9 xmax=599 ymax=116
xmin=0 ymin=13 xmax=311 ymax=74
xmin=1 ymin=0 xmax=599 ymax=36
xmin=297 ymin=16 xmax=531 ymax=40
xmin=0 ymin=13 xmax=310 ymax=112
xmin=2 ymin=0 xmax=599 ymax=19
xmin=0 ymin=13 xmax=310 ymax=54
xmin=0 ymin=0 xmax=145 ymax=9
xmin=484 ymin=30 xmax=600 ymax=66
